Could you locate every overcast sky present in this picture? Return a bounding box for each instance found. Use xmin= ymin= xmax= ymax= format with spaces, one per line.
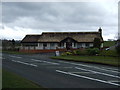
xmin=0 ymin=0 xmax=119 ymax=40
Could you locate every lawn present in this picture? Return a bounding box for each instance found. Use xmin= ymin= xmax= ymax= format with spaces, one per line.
xmin=2 ymin=69 xmax=46 ymax=89
xmin=103 ymin=41 xmax=116 ymax=47
xmin=51 ymin=55 xmax=120 ymax=67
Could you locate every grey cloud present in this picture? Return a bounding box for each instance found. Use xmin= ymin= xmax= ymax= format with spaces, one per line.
xmin=1 ymin=2 xmax=118 ymax=40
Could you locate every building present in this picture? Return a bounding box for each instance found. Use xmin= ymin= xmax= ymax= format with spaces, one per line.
xmin=20 ymin=28 xmax=103 ymax=53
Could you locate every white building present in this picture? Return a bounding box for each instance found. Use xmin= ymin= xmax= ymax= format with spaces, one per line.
xmin=20 ymin=28 xmax=103 ymax=52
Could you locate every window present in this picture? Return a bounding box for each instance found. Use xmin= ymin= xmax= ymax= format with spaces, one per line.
xmin=43 ymin=43 xmax=47 ymax=47
xmin=59 ymin=43 xmax=64 ymax=47
xmin=77 ymin=43 xmax=82 ymax=48
xmin=50 ymin=43 xmax=54 ymax=47
xmin=85 ymin=43 xmax=89 ymax=47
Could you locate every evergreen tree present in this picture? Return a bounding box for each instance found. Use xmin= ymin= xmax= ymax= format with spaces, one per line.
xmin=93 ymin=38 xmax=101 ymax=49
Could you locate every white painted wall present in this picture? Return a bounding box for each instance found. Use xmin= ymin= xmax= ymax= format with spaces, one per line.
xmin=82 ymin=43 xmax=85 ymax=48
xmin=54 ymin=43 xmax=58 ymax=49
xmin=89 ymin=43 xmax=93 ymax=47
xmin=72 ymin=42 xmax=74 ymax=48
xmin=29 ymin=46 xmax=34 ymax=50
xmin=36 ymin=43 xmax=43 ymax=49
xmin=101 ymin=43 xmax=103 ymax=48
xmin=64 ymin=43 xmax=66 ymax=48
xmin=47 ymin=43 xmax=50 ymax=49
xmin=74 ymin=43 xmax=77 ymax=48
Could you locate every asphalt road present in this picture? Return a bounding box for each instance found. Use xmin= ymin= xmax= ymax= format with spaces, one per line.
xmin=2 ymin=53 xmax=120 ymax=89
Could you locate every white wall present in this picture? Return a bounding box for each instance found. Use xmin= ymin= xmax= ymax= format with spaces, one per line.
xmin=36 ymin=43 xmax=43 ymax=49
xmin=89 ymin=43 xmax=93 ymax=47
xmin=47 ymin=43 xmax=50 ymax=49
xmin=101 ymin=43 xmax=103 ymax=48
xmin=82 ymin=43 xmax=85 ymax=48
xmin=64 ymin=43 xmax=66 ymax=48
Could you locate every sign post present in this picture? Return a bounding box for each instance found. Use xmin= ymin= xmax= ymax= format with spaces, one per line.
xmin=55 ymin=51 xmax=60 ymax=56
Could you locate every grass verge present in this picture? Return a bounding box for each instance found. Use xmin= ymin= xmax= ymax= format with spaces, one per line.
xmin=51 ymin=55 xmax=120 ymax=67
xmin=2 ymin=69 xmax=45 ymax=89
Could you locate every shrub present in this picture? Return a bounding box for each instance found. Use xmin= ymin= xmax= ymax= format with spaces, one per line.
xmin=73 ymin=50 xmax=81 ymax=55
xmin=61 ymin=51 xmax=72 ymax=56
xmin=66 ymin=51 xmax=72 ymax=55
xmin=61 ymin=52 xmax=67 ymax=56
xmin=116 ymin=40 xmax=120 ymax=56
xmin=72 ymin=49 xmax=87 ymax=55
xmin=87 ymin=48 xmax=100 ymax=55
xmin=93 ymin=38 xmax=101 ymax=49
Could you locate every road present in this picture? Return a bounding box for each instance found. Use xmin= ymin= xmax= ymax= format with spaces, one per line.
xmin=2 ymin=53 xmax=120 ymax=88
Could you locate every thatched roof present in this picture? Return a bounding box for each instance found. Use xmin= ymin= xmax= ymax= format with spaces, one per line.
xmin=21 ymin=31 xmax=103 ymax=43
xmin=21 ymin=35 xmax=40 ymax=43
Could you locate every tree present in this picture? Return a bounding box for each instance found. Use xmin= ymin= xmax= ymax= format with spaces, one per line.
xmin=93 ymin=38 xmax=101 ymax=49
xmin=116 ymin=39 xmax=120 ymax=56
xmin=11 ymin=39 xmax=15 ymax=50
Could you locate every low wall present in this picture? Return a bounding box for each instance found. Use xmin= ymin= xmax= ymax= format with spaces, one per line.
xmin=19 ymin=49 xmax=67 ymax=53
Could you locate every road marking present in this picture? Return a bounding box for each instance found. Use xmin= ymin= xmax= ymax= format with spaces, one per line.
xmin=56 ymin=70 xmax=120 ymax=86
xmin=69 ymin=72 xmax=92 ymax=74
xmin=47 ymin=67 xmax=73 ymax=68
xmin=12 ymin=60 xmax=37 ymax=67
xmin=31 ymin=59 xmax=59 ymax=65
xmin=31 ymin=59 xmax=43 ymax=62
xmin=9 ymin=55 xmax=22 ymax=58
xmin=75 ymin=67 xmax=120 ymax=79
xmin=57 ymin=61 xmax=119 ymax=73
xmin=99 ymin=67 xmax=119 ymax=71
xmin=108 ymin=80 xmax=120 ymax=83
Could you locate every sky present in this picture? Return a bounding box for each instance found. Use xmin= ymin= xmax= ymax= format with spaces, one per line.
xmin=0 ymin=0 xmax=119 ymax=40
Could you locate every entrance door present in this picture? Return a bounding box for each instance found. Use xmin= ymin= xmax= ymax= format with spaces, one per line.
xmin=66 ymin=42 xmax=72 ymax=50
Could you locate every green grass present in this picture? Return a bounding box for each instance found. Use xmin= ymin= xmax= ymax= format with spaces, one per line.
xmin=99 ymin=50 xmax=119 ymax=57
xmin=2 ymin=69 xmax=45 ymax=89
xmin=51 ymin=55 xmax=120 ymax=66
xmin=103 ymin=41 xmax=116 ymax=47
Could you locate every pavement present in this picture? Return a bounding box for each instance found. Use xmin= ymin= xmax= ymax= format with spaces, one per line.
xmin=2 ymin=52 xmax=120 ymax=89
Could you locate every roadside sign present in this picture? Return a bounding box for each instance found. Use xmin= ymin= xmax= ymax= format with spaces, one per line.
xmin=55 ymin=51 xmax=60 ymax=56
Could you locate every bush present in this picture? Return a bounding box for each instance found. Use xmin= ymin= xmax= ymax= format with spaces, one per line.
xmin=66 ymin=52 xmax=72 ymax=55
xmin=73 ymin=49 xmax=87 ymax=55
xmin=116 ymin=40 xmax=120 ymax=56
xmin=61 ymin=51 xmax=72 ymax=56
xmin=73 ymin=50 xmax=81 ymax=55
xmin=87 ymin=48 xmax=100 ymax=55
xmin=93 ymin=38 xmax=101 ymax=49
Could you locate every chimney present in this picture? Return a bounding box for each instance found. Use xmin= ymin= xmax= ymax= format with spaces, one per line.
xmin=98 ymin=27 xmax=102 ymax=34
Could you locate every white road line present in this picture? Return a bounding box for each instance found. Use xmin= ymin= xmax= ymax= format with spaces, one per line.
xmin=12 ymin=60 xmax=37 ymax=67
xmin=100 ymin=67 xmax=119 ymax=71
xmin=56 ymin=70 xmax=120 ymax=86
xmin=75 ymin=67 xmax=120 ymax=79
xmin=108 ymin=80 xmax=120 ymax=83
xmin=48 ymin=67 xmax=73 ymax=69
xmin=31 ymin=59 xmax=59 ymax=65
xmin=58 ymin=61 xmax=119 ymax=73
xmin=31 ymin=59 xmax=43 ymax=62
xmin=42 ymin=61 xmax=59 ymax=65
xmin=9 ymin=55 xmax=22 ymax=58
